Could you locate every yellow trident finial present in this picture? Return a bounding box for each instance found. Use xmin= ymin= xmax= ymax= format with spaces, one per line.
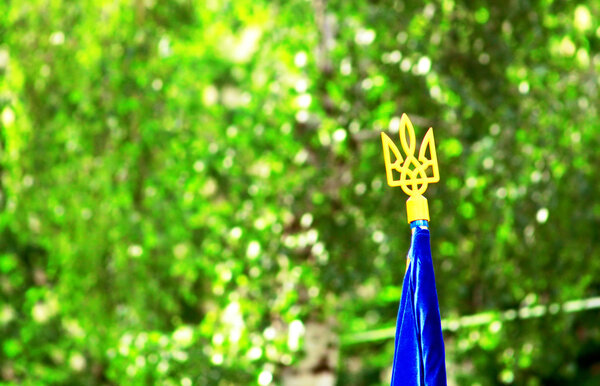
xmin=381 ymin=113 xmax=440 ymax=223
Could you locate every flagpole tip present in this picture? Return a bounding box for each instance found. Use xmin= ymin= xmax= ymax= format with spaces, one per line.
xmin=380 ymin=114 xmax=440 ymax=224
xmin=406 ymin=195 xmax=429 ymax=223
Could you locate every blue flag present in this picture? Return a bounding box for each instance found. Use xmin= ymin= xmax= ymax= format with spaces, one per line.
xmin=391 ymin=223 xmax=447 ymax=386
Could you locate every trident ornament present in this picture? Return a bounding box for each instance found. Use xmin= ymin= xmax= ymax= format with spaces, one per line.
xmin=381 ymin=114 xmax=440 ymax=223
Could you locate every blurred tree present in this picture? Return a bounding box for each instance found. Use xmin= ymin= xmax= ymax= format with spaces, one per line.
xmin=1 ymin=0 xmax=600 ymax=385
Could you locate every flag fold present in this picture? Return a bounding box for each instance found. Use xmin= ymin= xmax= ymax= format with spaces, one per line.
xmin=391 ymin=225 xmax=447 ymax=386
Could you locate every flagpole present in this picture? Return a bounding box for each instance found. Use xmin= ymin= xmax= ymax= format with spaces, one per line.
xmin=381 ymin=114 xmax=447 ymax=385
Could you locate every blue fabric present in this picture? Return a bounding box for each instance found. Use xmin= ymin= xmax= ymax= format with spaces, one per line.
xmin=391 ymin=226 xmax=447 ymax=386
xmin=410 ymin=220 xmax=429 ymax=229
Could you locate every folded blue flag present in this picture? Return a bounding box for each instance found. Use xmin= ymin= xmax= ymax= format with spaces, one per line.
xmin=391 ymin=224 xmax=447 ymax=386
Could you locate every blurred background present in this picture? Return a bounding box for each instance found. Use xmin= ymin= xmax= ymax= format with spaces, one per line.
xmin=1 ymin=0 xmax=600 ymax=384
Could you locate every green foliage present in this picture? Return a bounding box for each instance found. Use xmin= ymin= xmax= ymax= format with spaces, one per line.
xmin=1 ymin=0 xmax=600 ymax=384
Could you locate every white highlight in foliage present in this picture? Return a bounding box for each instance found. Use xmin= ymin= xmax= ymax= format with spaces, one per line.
xmin=389 ymin=116 xmax=401 ymax=133
xmin=332 ymin=128 xmax=347 ymax=142
xmin=32 ymin=302 xmax=51 ymax=323
xmin=211 ymin=353 xmax=224 ymax=365
xmin=400 ymin=58 xmax=412 ymax=72
xmin=430 ymin=85 xmax=442 ymax=100
xmin=416 ymin=56 xmax=432 ymax=74
xmin=518 ymin=81 xmax=529 ymax=94
xmin=203 ymin=85 xmax=219 ymax=106
xmin=372 ymin=231 xmax=384 ymax=244
xmin=288 ymin=319 xmax=305 ymax=351
xmin=0 ymin=49 xmax=8 ymax=69
xmin=258 ymin=370 xmax=273 ymax=385
xmin=193 ymin=160 xmax=205 ymax=172
xmin=128 ymin=244 xmax=143 ymax=257
xmin=247 ymin=346 xmax=263 ymax=360
xmin=172 ymin=350 xmax=188 ymax=362
xmin=263 ymin=326 xmax=276 ymax=340
xmin=64 ymin=318 xmax=85 ymax=339
xmin=181 ymin=377 xmax=192 ymax=386
xmin=212 ymin=333 xmax=225 ymax=345
xmin=388 ymin=50 xmax=402 ymax=63
xmin=157 ymin=360 xmax=169 ymax=373
xmin=23 ymin=175 xmax=34 ymax=188
xmin=173 ymin=243 xmax=189 ymax=259
xmin=151 ymin=78 xmax=163 ymax=91
xmin=294 ymin=149 xmax=308 ymax=165
xmin=230 ymin=227 xmax=242 ymax=239
xmin=424 ymin=4 xmax=436 ymax=19
xmin=295 ymin=78 xmax=308 ymax=92
xmin=295 ymin=110 xmax=309 ymax=123
xmin=340 ymin=58 xmax=352 ymax=75
xmin=536 ymin=208 xmax=549 ymax=224
xmin=69 ymin=352 xmax=86 ymax=371
xmin=354 ymin=183 xmax=367 ymax=195
xmin=247 ymin=241 xmax=261 ymax=259
xmin=1 ymin=107 xmax=15 ymax=127
xmin=223 ymin=301 xmax=245 ymax=344
xmin=296 ymin=93 xmax=312 ymax=109
xmin=136 ymin=356 xmax=146 ymax=368
xmin=173 ymin=326 xmax=194 ymax=347
xmin=355 ymin=28 xmax=376 ymax=45
xmin=300 ymin=213 xmax=313 ymax=228
xmin=559 ymin=36 xmax=576 ymax=56
xmin=49 ymin=31 xmax=65 ymax=45
xmin=577 ymin=48 xmax=590 ymax=67
xmin=158 ymin=37 xmax=171 ymax=57
xmin=226 ymin=126 xmax=238 ymax=138
xmin=312 ymin=242 xmax=325 ymax=256
xmin=231 ymin=27 xmax=262 ymax=63
xmin=294 ymin=51 xmax=308 ymax=67
xmin=0 ymin=305 xmax=15 ymax=324
xmin=574 ymin=5 xmax=592 ymax=31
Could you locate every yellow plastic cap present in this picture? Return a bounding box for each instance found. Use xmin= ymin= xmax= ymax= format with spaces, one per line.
xmin=406 ymin=195 xmax=429 ymax=223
